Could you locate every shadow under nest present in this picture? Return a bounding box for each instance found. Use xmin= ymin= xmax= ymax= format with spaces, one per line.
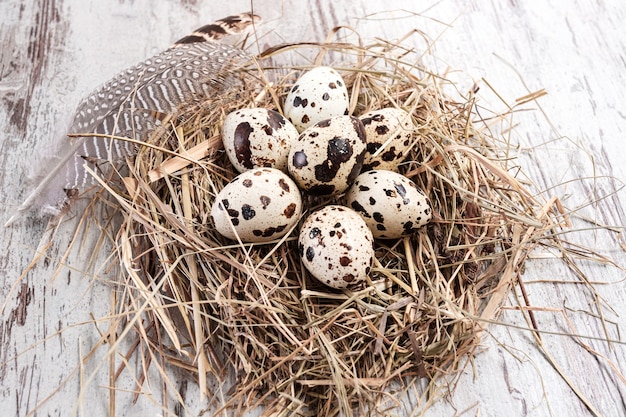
xmin=102 ymin=39 xmax=541 ymax=416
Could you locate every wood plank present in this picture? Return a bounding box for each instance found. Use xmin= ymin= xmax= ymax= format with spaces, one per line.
xmin=1 ymin=1 xmax=624 ymax=416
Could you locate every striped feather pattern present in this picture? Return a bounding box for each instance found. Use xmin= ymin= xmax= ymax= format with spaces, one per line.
xmin=66 ymin=42 xmax=250 ymax=189
xmin=7 ymin=13 xmax=260 ymax=225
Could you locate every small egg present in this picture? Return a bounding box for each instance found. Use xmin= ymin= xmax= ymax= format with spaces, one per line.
xmin=288 ymin=115 xmax=366 ymax=196
xmin=360 ymin=108 xmax=415 ymax=171
xmin=345 ymin=170 xmax=432 ymax=239
xmin=211 ymin=168 xmax=302 ymax=243
xmin=222 ymin=108 xmax=299 ymax=173
xmin=298 ymin=205 xmax=374 ymax=289
xmin=284 ymin=66 xmax=350 ymax=132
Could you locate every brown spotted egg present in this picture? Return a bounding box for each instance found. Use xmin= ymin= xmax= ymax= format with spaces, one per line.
xmin=211 ymin=168 xmax=302 ymax=243
xmin=288 ymin=115 xmax=366 ymax=196
xmin=345 ymin=170 xmax=432 ymax=239
xmin=298 ymin=205 xmax=374 ymax=289
xmin=360 ymin=108 xmax=415 ymax=172
xmin=222 ymin=108 xmax=299 ymax=173
xmin=284 ymin=66 xmax=350 ymax=132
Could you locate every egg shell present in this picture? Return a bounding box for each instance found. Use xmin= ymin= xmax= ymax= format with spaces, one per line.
xmin=298 ymin=205 xmax=374 ymax=289
xmin=284 ymin=66 xmax=350 ymax=132
xmin=345 ymin=170 xmax=432 ymax=239
xmin=360 ymin=108 xmax=415 ymax=172
xmin=211 ymin=168 xmax=302 ymax=243
xmin=222 ymin=108 xmax=299 ymax=173
xmin=288 ymin=115 xmax=367 ymax=196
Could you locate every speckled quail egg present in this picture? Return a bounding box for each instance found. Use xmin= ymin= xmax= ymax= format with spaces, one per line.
xmin=221 ymin=108 xmax=299 ymax=173
xmin=360 ymin=108 xmax=415 ymax=172
xmin=345 ymin=170 xmax=432 ymax=239
xmin=284 ymin=66 xmax=350 ymax=132
xmin=298 ymin=205 xmax=374 ymax=289
xmin=288 ymin=115 xmax=366 ymax=196
xmin=211 ymin=168 xmax=302 ymax=243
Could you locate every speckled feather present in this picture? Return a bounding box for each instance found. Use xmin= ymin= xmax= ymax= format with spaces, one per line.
xmin=7 ymin=12 xmax=259 ymax=225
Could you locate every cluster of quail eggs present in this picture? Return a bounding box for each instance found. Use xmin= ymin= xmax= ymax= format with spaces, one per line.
xmin=211 ymin=66 xmax=432 ymax=289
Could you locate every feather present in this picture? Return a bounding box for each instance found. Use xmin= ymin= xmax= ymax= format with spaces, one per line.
xmin=6 ymin=12 xmax=260 ymax=226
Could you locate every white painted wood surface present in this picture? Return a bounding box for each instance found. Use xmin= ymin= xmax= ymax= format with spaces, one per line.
xmin=1 ymin=1 xmax=625 ymax=416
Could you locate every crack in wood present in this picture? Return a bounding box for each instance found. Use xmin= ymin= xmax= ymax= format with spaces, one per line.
xmin=3 ymin=0 xmax=67 ymax=132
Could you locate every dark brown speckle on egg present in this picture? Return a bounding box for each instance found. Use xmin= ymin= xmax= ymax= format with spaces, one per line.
xmin=233 ymin=122 xmax=254 ymax=169
xmin=293 ymin=96 xmax=305 ymax=108
xmin=262 ymin=124 xmax=273 ymax=136
xmin=309 ymin=227 xmax=321 ymax=239
xmin=346 ymin=150 xmax=365 ymax=184
xmin=350 ymin=200 xmax=370 ymax=218
xmin=317 ymin=119 xmax=332 ymax=128
xmin=278 ymin=178 xmax=290 ymax=192
xmin=366 ymin=142 xmax=381 ymax=154
xmin=262 ymin=225 xmax=286 ymax=237
xmin=292 ymin=151 xmax=308 ymax=168
xmin=375 ymin=125 xmax=389 ymax=135
xmin=352 ymin=117 xmax=367 ymax=143
xmin=339 ymin=256 xmax=352 ymax=266
xmin=394 ymin=183 xmax=410 ymax=204
xmin=328 ymin=138 xmax=353 ymax=163
xmin=382 ymin=147 xmax=397 ymax=162
xmin=284 ymin=203 xmax=297 ymax=218
xmin=313 ymin=138 xmax=353 ymax=184
xmin=241 ymin=204 xmax=256 ymax=220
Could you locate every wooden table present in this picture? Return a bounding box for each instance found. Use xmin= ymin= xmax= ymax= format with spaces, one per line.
xmin=1 ymin=1 xmax=624 ymax=416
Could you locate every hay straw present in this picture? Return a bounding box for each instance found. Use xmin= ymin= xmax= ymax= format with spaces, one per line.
xmin=78 ymin=32 xmax=604 ymax=416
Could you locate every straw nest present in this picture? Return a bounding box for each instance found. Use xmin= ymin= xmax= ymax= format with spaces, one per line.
xmin=103 ymin=35 xmax=557 ymax=416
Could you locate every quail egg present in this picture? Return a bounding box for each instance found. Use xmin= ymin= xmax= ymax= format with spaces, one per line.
xmin=211 ymin=168 xmax=302 ymax=243
xmin=221 ymin=108 xmax=299 ymax=173
xmin=360 ymin=108 xmax=415 ymax=171
xmin=345 ymin=170 xmax=432 ymax=239
xmin=298 ymin=205 xmax=374 ymax=289
xmin=288 ymin=115 xmax=366 ymax=196
xmin=284 ymin=66 xmax=350 ymax=132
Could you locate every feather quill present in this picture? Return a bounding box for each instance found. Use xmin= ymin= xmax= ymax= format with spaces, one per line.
xmin=6 ymin=12 xmax=260 ymax=226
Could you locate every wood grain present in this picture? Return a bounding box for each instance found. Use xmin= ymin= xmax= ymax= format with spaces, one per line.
xmin=1 ymin=1 xmax=624 ymax=416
